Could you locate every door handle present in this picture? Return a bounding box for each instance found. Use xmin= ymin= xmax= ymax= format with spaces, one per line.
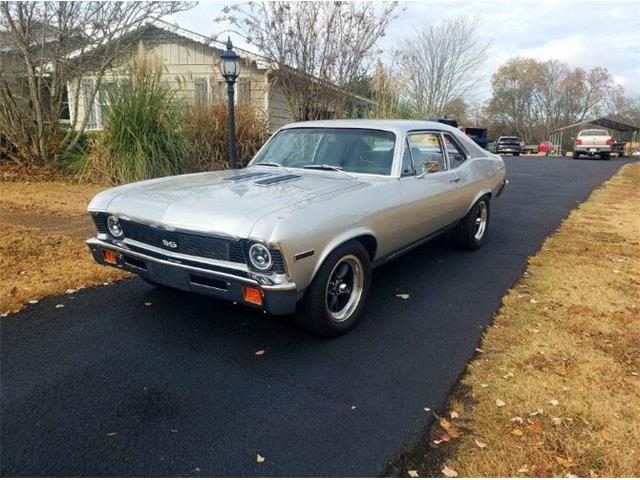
xmin=449 ymin=177 xmax=461 ymax=183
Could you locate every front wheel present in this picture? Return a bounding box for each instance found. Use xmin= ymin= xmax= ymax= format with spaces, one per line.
xmin=296 ymin=241 xmax=371 ymax=337
xmin=454 ymin=197 xmax=490 ymax=250
xmin=572 ymin=152 xmax=580 ymax=159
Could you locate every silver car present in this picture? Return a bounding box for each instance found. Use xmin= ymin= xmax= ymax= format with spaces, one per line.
xmin=87 ymin=120 xmax=507 ymax=336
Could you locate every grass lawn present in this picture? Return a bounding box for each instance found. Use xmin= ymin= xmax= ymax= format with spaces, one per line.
xmin=0 ymin=178 xmax=128 ymax=315
xmin=401 ymin=162 xmax=640 ymax=478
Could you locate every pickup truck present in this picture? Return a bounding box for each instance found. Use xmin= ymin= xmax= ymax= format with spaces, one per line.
xmin=573 ymin=129 xmax=612 ymax=159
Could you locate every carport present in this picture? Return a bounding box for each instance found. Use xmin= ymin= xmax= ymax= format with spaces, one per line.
xmin=549 ymin=116 xmax=640 ymax=156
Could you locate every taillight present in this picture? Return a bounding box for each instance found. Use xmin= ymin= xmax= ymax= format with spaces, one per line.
xmin=575 ymin=138 xmax=582 ymax=145
xmin=606 ymin=138 xmax=613 ymax=146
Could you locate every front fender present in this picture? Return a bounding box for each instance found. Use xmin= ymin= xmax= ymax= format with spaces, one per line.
xmin=308 ymin=227 xmax=377 ymax=286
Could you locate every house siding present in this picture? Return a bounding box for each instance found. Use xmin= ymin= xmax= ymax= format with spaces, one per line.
xmin=68 ymin=30 xmax=282 ymax=132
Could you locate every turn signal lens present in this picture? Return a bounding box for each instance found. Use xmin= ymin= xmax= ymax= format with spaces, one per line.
xmin=242 ymin=286 xmax=263 ymax=306
xmin=102 ymin=249 xmax=118 ymax=264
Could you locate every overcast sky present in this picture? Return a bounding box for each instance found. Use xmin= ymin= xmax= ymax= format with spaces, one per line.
xmin=172 ymin=0 xmax=640 ymax=99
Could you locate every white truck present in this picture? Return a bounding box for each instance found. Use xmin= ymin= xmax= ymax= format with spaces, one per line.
xmin=573 ymin=129 xmax=612 ymax=160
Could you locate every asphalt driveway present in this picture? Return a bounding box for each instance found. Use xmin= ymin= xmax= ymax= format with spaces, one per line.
xmin=0 ymin=156 xmax=633 ymax=477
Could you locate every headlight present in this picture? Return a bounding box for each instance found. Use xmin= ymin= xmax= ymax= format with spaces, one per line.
xmin=248 ymin=242 xmax=272 ymax=270
xmin=107 ymin=215 xmax=123 ymax=238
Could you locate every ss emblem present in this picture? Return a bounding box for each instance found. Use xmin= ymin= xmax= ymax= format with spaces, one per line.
xmin=162 ymin=239 xmax=178 ymax=249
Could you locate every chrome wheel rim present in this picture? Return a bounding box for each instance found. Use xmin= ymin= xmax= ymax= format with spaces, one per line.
xmin=474 ymin=201 xmax=488 ymax=241
xmin=325 ymin=254 xmax=364 ymax=322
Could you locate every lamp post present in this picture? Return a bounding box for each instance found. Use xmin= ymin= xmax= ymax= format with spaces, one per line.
xmin=219 ymin=37 xmax=241 ymax=169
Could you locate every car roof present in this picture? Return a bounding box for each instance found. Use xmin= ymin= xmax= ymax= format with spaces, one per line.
xmin=279 ymin=119 xmax=460 ymax=136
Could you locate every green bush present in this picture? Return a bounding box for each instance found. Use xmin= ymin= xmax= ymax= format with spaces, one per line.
xmin=82 ymin=48 xmax=187 ymax=184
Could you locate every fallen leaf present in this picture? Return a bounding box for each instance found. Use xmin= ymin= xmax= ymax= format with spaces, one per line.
xmin=442 ymin=466 xmax=458 ymax=478
xmin=601 ymin=430 xmax=612 ymax=442
xmin=256 ymin=454 xmax=265 ymax=463
xmin=55 ymin=304 xmax=64 ymax=308
xmin=527 ymin=423 xmax=543 ymax=434
xmin=106 ymin=432 xmax=118 ymax=436
xmin=407 ymin=469 xmax=419 ymax=478
xmin=530 ymin=298 xmax=538 ymax=304
xmin=502 ymin=372 xmax=514 ymax=379
xmin=450 ymin=411 xmax=459 ymax=419
xmin=496 ymin=399 xmax=506 ymax=407
xmin=65 ymin=289 xmax=77 ymax=294
xmin=529 ymin=408 xmax=544 ymax=416
xmin=440 ymin=419 xmax=452 ymax=430
xmin=28 ymin=299 xmax=39 ymax=304
xmin=517 ymin=466 xmax=529 ymax=473
xmin=549 ymin=399 xmax=560 ymax=406
xmin=555 ymin=367 xmax=568 ymax=376
xmin=144 ymin=302 xmax=152 ymax=306
xmin=510 ymin=417 xmax=524 ymax=424
xmin=423 ymin=407 xmax=431 ymax=412
xmin=170 ymin=429 xmax=178 ymax=433
xmin=551 ymin=417 xmax=562 ymax=426
xmin=396 ymin=293 xmax=410 ymax=299
xmin=475 ymin=348 xmax=484 ymax=353
xmin=480 ymin=383 xmax=488 ymax=388
xmin=555 ymin=456 xmax=576 ymax=468
xmin=10 ymin=286 xmax=17 ymax=296
xmin=351 ymin=405 xmax=356 ymax=410
xmin=255 ymin=350 xmax=265 ymax=356
xmin=474 ymin=439 xmax=487 ymax=448
xmin=433 ymin=439 xmax=443 ymax=445
xmin=510 ymin=428 xmax=524 ymax=437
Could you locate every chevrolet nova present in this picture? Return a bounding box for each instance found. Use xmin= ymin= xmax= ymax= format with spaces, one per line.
xmin=87 ymin=120 xmax=507 ymax=336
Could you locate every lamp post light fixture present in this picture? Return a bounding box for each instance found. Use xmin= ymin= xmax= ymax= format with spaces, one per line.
xmin=219 ymin=37 xmax=242 ymax=169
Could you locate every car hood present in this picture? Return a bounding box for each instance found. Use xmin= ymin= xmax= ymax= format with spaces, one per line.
xmin=88 ymin=167 xmax=367 ymax=238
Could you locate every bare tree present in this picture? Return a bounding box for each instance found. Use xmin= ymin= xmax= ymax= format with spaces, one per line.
xmin=220 ymin=1 xmax=398 ymax=121
xmin=486 ymin=57 xmax=618 ymax=143
xmin=396 ymin=15 xmax=491 ymax=119
xmin=0 ymin=1 xmax=193 ymax=165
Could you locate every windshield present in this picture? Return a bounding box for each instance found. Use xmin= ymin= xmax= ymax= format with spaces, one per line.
xmin=251 ymin=128 xmax=396 ymax=175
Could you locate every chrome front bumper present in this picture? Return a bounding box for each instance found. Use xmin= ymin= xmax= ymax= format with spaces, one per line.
xmin=86 ymin=237 xmax=298 ymax=315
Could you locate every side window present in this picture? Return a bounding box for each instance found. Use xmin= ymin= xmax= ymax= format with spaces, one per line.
xmin=406 ymin=132 xmax=446 ymax=174
xmin=401 ymin=140 xmax=415 ymax=176
xmin=443 ymin=134 xmax=467 ymax=168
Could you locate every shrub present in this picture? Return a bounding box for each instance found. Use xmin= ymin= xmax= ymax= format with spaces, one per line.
xmin=82 ymin=47 xmax=187 ymax=184
xmin=184 ymin=104 xmax=269 ymax=171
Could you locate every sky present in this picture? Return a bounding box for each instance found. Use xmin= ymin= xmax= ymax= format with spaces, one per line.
xmin=172 ymin=0 xmax=640 ymax=99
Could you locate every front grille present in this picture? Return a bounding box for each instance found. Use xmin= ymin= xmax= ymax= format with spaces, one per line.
xmin=90 ymin=212 xmax=108 ymax=234
xmin=119 ymin=219 xmax=245 ymax=263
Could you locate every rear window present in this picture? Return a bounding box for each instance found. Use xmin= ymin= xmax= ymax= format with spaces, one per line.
xmin=499 ymin=136 xmax=518 ymax=141
xmin=581 ymin=130 xmax=608 ymax=136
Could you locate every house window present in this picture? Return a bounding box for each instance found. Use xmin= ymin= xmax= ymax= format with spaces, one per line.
xmin=194 ymin=77 xmax=208 ymax=107
xmin=237 ymin=77 xmax=251 ymax=105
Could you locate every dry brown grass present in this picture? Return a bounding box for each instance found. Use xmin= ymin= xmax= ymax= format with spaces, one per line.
xmin=0 ymin=180 xmax=128 ymax=314
xmin=413 ymin=163 xmax=640 ymax=477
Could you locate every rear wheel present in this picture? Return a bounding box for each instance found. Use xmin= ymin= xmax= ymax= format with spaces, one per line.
xmin=513 ymin=152 xmax=520 ymax=156
xmin=572 ymin=152 xmax=579 ymax=159
xmin=601 ymin=153 xmax=610 ymax=160
xmin=296 ymin=241 xmax=371 ymax=337
xmin=454 ymin=197 xmax=490 ymax=250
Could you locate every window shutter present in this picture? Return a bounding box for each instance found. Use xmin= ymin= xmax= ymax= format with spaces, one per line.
xmin=81 ymin=79 xmax=97 ymax=129
xmin=213 ymin=80 xmax=226 ymax=105
xmin=194 ymin=77 xmax=208 ymax=106
xmin=237 ymin=77 xmax=251 ymax=105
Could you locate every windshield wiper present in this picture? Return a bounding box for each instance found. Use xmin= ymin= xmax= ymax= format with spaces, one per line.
xmin=255 ymin=162 xmax=290 ymax=172
xmin=302 ymin=164 xmax=357 ymax=179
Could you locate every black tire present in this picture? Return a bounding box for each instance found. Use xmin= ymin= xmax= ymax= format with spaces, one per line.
xmin=572 ymin=152 xmax=579 ymax=159
xmin=513 ymin=152 xmax=520 ymax=156
xmin=454 ymin=197 xmax=490 ymax=251
xmin=296 ymin=241 xmax=371 ymax=337
xmin=601 ymin=153 xmax=610 ymax=160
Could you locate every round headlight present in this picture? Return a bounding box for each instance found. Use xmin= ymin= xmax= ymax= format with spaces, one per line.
xmin=248 ymin=243 xmax=272 ymax=270
xmin=107 ymin=215 xmax=123 ymax=238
